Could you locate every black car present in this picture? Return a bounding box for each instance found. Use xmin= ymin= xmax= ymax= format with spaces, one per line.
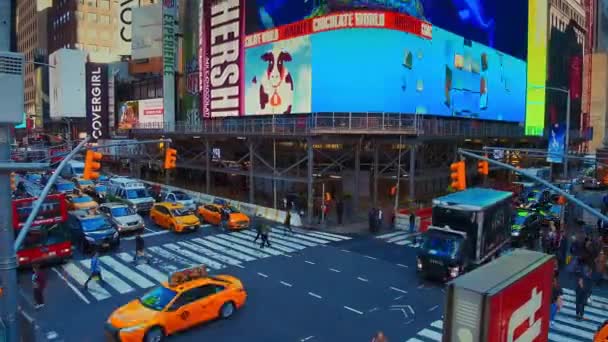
xmin=511 ymin=209 xmax=542 ymax=249
xmin=67 ymin=210 xmax=120 ymax=253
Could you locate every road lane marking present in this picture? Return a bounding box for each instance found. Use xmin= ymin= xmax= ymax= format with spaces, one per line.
xmin=405 ymin=338 xmax=426 ymax=342
xmin=163 ymin=243 xmax=224 ymax=270
xmin=148 ymin=246 xmax=196 ymax=267
xmin=308 ymin=231 xmax=351 ymax=240
xmin=257 ymin=272 xmax=268 ymax=278
xmin=340 ymin=249 xmax=350 ymax=253
xmin=79 ymin=259 xmax=133 ymax=295
xmin=343 ymin=306 xmax=363 ymax=315
xmin=232 ymin=231 xmax=295 ymax=253
xmin=388 ymin=235 xmax=410 ymax=243
xmin=377 ymin=231 xmax=406 ymax=239
xmin=219 ymin=234 xmax=284 ymax=256
xmin=329 ymin=268 xmax=341 ymax=273
xmin=116 ymin=253 xmax=167 ymax=283
xmin=431 ymin=320 xmax=443 ymax=329
xmin=357 ymin=277 xmax=369 ymax=282
xmin=395 ymin=239 xmax=412 ymax=246
xmin=123 ymin=230 xmax=169 ymax=240
xmin=207 ymin=235 xmax=272 ymax=259
xmin=191 ymin=238 xmax=256 ymax=262
xmin=52 ymin=267 xmax=90 ymax=304
xmin=418 ymin=328 xmax=442 ymax=341
xmin=308 ymin=292 xmax=322 ymax=299
xmin=99 ymin=255 xmax=155 ymax=288
xmin=397 ymin=263 xmax=409 ymax=268
xmin=300 ymin=336 xmax=315 ymax=342
xmin=428 ymin=305 xmax=439 ymax=312
xmin=390 ymin=286 xmax=408 ymax=294
xmin=239 ymin=230 xmax=306 ymax=250
xmin=178 ymin=241 xmax=244 ymax=268
xmin=290 ymin=232 xmax=336 ymax=244
xmin=280 ymin=281 xmax=293 ymax=287
xmin=548 ymin=332 xmax=580 ymax=342
xmin=555 ymin=315 xmax=597 ymax=331
xmin=551 ymin=321 xmax=594 ymax=340
xmin=305 ymin=260 xmax=315 ymax=265
xmin=266 ymin=232 xmax=317 ymax=247
xmin=364 ymin=255 xmax=377 ymax=260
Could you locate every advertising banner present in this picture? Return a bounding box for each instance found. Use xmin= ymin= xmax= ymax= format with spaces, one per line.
xmin=547 ymin=123 xmax=566 ymax=163
xmin=200 ymin=0 xmax=246 ymax=118
xmin=85 ymin=63 xmax=109 ymax=141
xmin=49 ymin=49 xmax=87 ymax=119
xmin=138 ymin=98 xmax=164 ymax=127
xmin=525 ymin=0 xmax=548 ymax=136
xmin=115 ymin=0 xmax=140 ymax=56
xmin=181 ymin=0 xmax=200 ymax=124
xmin=132 ymin=4 xmax=162 ymax=59
xmin=118 ymin=101 xmax=139 ymax=130
xmin=162 ymin=0 xmax=177 ymax=125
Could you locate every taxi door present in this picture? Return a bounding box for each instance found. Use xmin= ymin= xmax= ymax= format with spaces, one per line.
xmin=164 ymin=286 xmax=212 ymax=334
xmin=157 ymin=206 xmax=172 ymax=228
xmin=208 ymin=206 xmax=221 ymax=225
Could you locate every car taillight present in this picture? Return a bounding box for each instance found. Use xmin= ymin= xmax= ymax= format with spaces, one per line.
xmin=18 ymin=256 xmax=28 ymax=263
xmin=62 ymin=248 xmax=71 ymax=254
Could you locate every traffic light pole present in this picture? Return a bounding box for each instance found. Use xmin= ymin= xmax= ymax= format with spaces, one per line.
xmin=458 ymin=149 xmax=608 ymax=223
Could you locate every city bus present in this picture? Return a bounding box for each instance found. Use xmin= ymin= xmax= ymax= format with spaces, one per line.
xmin=12 ymin=194 xmax=72 ymax=267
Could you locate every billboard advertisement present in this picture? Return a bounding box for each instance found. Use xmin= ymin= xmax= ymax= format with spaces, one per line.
xmin=117 ymin=98 xmax=164 ymax=129
xmin=245 ymin=0 xmax=528 ymax=59
xmin=181 ymin=0 xmax=201 ymax=124
xmin=115 ymin=0 xmax=140 ymax=56
xmin=524 ymin=0 xmax=548 ymax=136
xmin=199 ymin=0 xmax=246 ymax=118
xmin=49 ymin=49 xmax=87 ymax=119
xmin=117 ymin=100 xmax=139 ymax=129
xmin=132 ymin=4 xmax=162 ymax=60
xmin=245 ymin=36 xmax=312 ymax=115
xmin=310 ymin=26 xmax=525 ymax=120
xmin=162 ymin=0 xmax=177 ymax=125
xmin=547 ymin=123 xmax=566 ymax=163
xmin=85 ymin=63 xmax=109 ymax=142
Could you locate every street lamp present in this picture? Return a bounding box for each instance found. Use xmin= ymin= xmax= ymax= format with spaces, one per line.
xmin=530 ymin=85 xmax=571 ymax=178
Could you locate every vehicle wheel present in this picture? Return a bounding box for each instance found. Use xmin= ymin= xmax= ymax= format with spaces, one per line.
xmin=219 ymin=301 xmax=236 ymax=319
xmin=144 ymin=326 xmax=164 ymax=342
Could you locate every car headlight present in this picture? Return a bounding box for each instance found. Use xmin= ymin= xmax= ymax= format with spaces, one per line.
xmin=512 ymin=231 xmax=520 ymax=237
xmin=449 ymin=267 xmax=460 ymax=278
xmin=85 ymin=236 xmax=95 ymax=242
xmin=120 ymin=324 xmax=147 ymax=332
xmin=416 ymin=257 xmax=423 ymax=270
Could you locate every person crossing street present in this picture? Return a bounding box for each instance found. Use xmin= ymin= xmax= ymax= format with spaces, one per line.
xmin=84 ymin=252 xmax=104 ymax=290
xmin=284 ymin=210 xmax=293 ymax=235
xmin=133 ymin=232 xmax=148 ymax=263
xmin=260 ymin=223 xmax=272 ymax=248
xmin=32 ymin=264 xmax=47 ymax=309
xmin=253 ymin=214 xmax=263 ymax=243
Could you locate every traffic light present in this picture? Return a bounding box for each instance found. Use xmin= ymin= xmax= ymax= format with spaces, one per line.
xmin=10 ymin=172 xmax=15 ymax=191
xmin=477 ymin=160 xmax=489 ymax=176
xmin=83 ymin=150 xmax=103 ymax=180
xmin=164 ymin=148 xmax=177 ymax=169
xmin=450 ymin=161 xmax=466 ymax=191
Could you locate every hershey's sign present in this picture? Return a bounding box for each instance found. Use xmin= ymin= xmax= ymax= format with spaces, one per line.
xmin=86 ymin=63 xmax=109 ymax=141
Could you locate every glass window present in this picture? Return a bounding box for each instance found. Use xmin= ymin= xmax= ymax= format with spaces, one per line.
xmin=171 ymin=209 xmax=194 ymax=217
xmin=87 ymin=12 xmax=97 ymax=22
xmin=81 ymin=217 xmax=111 ymax=232
xmin=98 ymin=46 xmax=110 ymax=54
xmin=139 ymin=286 xmax=177 ymax=311
xmin=75 ymin=11 xmax=83 ymax=20
xmin=99 ymin=0 xmax=110 ymax=9
xmin=87 ymin=30 xmax=96 ymax=39
xmin=99 ymin=14 xmax=110 ymax=24
xmin=100 ymin=31 xmax=110 ymax=40
xmin=111 ymin=206 xmax=135 ymax=217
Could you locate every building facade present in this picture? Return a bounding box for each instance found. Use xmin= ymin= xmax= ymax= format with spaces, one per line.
xmin=551 ymin=0 xmax=587 ymax=43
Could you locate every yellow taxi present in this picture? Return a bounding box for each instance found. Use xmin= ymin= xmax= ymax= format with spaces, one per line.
xmin=105 ymin=265 xmax=247 ymax=342
xmin=71 ymin=177 xmax=96 ymax=191
xmin=65 ymin=193 xmax=98 ymax=211
xmin=150 ymin=202 xmax=200 ymax=232
xmin=198 ymin=204 xmax=250 ymax=230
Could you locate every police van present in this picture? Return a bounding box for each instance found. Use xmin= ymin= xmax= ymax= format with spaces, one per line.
xmin=107 ymin=177 xmax=155 ymax=213
xmin=60 ymin=160 xmax=85 ymax=179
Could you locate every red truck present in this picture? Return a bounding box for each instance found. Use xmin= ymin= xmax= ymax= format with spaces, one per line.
xmin=443 ymin=249 xmax=555 ymax=342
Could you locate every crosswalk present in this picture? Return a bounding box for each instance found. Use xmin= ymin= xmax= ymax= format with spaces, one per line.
xmin=406 ymin=288 xmax=608 ymax=342
xmin=376 ymin=231 xmax=418 ymax=246
xmin=55 ymin=227 xmax=351 ymax=303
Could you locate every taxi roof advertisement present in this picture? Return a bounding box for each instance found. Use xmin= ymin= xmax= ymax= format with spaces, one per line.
xmin=199 ymin=0 xmax=532 ymax=125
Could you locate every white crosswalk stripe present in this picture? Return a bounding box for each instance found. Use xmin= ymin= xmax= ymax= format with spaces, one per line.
xmin=406 ymin=289 xmax=608 ymax=342
xmin=55 ymin=229 xmax=349 ymax=304
xmin=376 ymin=231 xmax=407 ymax=239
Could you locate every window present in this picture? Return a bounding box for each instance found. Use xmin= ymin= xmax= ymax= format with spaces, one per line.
xmin=87 ymin=0 xmax=96 ymax=6
xmin=87 ymin=30 xmax=97 ymax=39
xmin=169 ymin=285 xmax=217 ymax=310
xmin=100 ymin=31 xmax=110 ymax=40
xmin=98 ymin=46 xmax=110 ymax=54
xmin=75 ymin=11 xmax=83 ymax=20
xmin=99 ymin=15 xmax=110 ymax=25
xmin=87 ymin=12 xmax=97 ymax=22
xmin=99 ymin=0 xmax=110 ymax=9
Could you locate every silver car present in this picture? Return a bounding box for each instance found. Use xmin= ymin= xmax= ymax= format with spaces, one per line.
xmin=98 ymin=202 xmax=145 ymax=233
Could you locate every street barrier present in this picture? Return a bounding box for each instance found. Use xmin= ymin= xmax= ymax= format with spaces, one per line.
xmin=139 ymin=179 xmax=304 ymax=227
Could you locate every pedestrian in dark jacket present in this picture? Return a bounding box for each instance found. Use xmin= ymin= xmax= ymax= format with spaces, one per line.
xmin=575 ymin=276 xmax=588 ymax=320
xmin=253 ymin=215 xmax=263 ymax=242
xmin=369 ymin=208 xmax=376 ymax=232
xmin=220 ymin=208 xmax=230 ymax=231
xmin=32 ymin=264 xmax=46 ymax=309
xmin=284 ymin=211 xmax=293 ymax=234
xmin=260 ymin=224 xmax=271 ymax=248
xmin=409 ymin=212 xmax=416 ymax=234
xmin=336 ymin=199 xmax=344 ymax=225
xmin=133 ymin=232 xmax=147 ymax=263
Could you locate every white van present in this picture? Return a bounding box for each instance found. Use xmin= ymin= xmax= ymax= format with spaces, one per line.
xmin=107 ymin=177 xmax=155 ymax=212
xmin=61 ymin=161 xmax=85 ymax=179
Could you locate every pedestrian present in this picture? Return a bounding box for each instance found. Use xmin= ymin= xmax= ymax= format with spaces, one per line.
xmin=32 ymin=264 xmax=46 ymax=309
xmin=336 ymin=198 xmax=344 ymax=225
xmin=253 ymin=214 xmax=263 ymax=243
xmin=133 ymin=232 xmax=147 ymax=263
xmin=575 ymin=275 xmax=587 ymax=321
xmin=409 ymin=212 xmax=416 ymax=234
xmin=220 ymin=207 xmax=230 ymax=231
xmin=550 ymin=277 xmax=563 ymax=326
xmin=595 ymin=250 xmax=606 ymax=286
xmin=376 ymin=208 xmax=383 ymax=232
xmin=284 ymin=210 xmax=293 ymax=235
xmin=368 ymin=208 xmax=376 ymax=232
xmin=84 ymin=251 xmax=103 ymax=290
xmin=260 ymin=223 xmax=271 ymax=248
xmin=372 ymin=331 xmax=388 ymax=342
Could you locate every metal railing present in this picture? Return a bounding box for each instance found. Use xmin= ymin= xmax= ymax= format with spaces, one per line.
xmin=119 ymin=112 xmax=588 ymax=139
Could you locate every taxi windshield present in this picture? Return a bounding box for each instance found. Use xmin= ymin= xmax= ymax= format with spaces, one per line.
xmin=171 ymin=208 xmax=193 ymax=217
xmin=78 ymin=180 xmax=94 ymax=186
xmin=223 ymin=206 xmax=239 ymax=214
xmin=126 ymin=189 xmax=148 ymax=199
xmin=72 ymin=196 xmax=93 ymax=203
xmin=139 ymin=286 xmax=177 ymax=311
xmin=111 ymin=206 xmax=135 ymax=217
xmin=56 ymin=182 xmax=74 ymax=191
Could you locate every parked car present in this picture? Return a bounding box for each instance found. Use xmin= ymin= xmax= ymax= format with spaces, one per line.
xmin=98 ymin=202 xmax=145 ymax=234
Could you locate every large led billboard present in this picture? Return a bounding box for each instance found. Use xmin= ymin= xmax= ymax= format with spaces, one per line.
xmin=525 ymin=0 xmax=549 ymax=136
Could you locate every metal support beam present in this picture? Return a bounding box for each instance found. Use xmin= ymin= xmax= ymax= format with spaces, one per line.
xmin=378 ymin=147 xmax=410 ymax=175
xmin=409 ymin=144 xmax=416 ymax=201
xmin=354 ymin=139 xmax=361 ymax=216
xmin=278 ymin=155 xmax=309 ymax=176
xmin=249 ymin=142 xmax=254 ymax=203
xmin=373 ymin=141 xmax=379 ymax=207
xmin=307 ymin=139 xmax=314 ymax=225
xmin=318 ymin=152 xmax=351 ymax=175
xmin=0 ymin=125 xmax=18 ymax=342
xmin=205 ymin=139 xmax=210 ymax=194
